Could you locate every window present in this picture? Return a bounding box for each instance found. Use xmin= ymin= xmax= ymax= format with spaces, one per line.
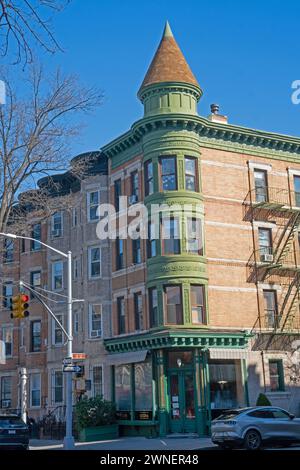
xmin=130 ymin=170 xmax=139 ymax=201
xmin=116 ymin=238 xmax=124 ymax=270
xmin=21 ymin=238 xmax=26 ymax=253
xmin=117 ymin=297 xmax=126 ymax=334
xmin=87 ymin=190 xmax=100 ymax=221
xmin=134 ymin=359 xmax=152 ymax=413
xmin=269 ymin=360 xmax=285 ymax=391
xmin=263 ymin=290 xmax=278 ymax=328
xmin=52 ymin=261 xmax=63 ymax=290
xmin=149 ymin=288 xmax=158 ymax=328
xmin=187 ymin=218 xmax=203 ymax=255
xmin=258 ymin=228 xmax=272 ymax=259
xmin=134 ymin=292 xmax=143 ymax=331
xmin=3 ymin=282 xmax=13 ymax=308
xmin=254 ymin=169 xmax=268 ymax=203
xmin=3 ymin=238 xmax=13 ymax=263
xmin=160 ymin=156 xmax=177 ymax=191
xmin=294 ymin=176 xmax=300 ymax=207
xmin=248 ymin=409 xmax=274 ymax=419
xmin=89 ymin=304 xmax=102 ymax=338
xmin=88 ymin=247 xmax=101 ymax=278
xmin=93 ymin=366 xmax=103 ymax=397
xmin=1 ymin=377 xmax=12 ymax=408
xmin=114 ymin=179 xmax=122 ymax=212
xmin=144 ymin=160 xmax=154 ymax=196
xmin=53 ymin=315 xmax=63 ymax=346
xmin=51 ymin=211 xmax=63 ymax=237
xmin=132 ymin=238 xmax=141 ymax=264
xmin=72 ymin=208 xmax=78 ymax=227
xmin=147 ymin=221 xmax=157 ymax=258
xmin=73 ymin=258 xmax=80 ymax=280
xmin=30 ymin=271 xmax=41 ymax=299
xmin=31 ymin=224 xmax=41 ymax=251
xmin=53 ymin=371 xmax=63 ymax=403
xmin=209 ymin=361 xmax=245 ymax=410
xmin=30 ymin=321 xmax=41 ymax=352
xmin=185 ymin=157 xmax=198 ymax=191
xmin=2 ymin=327 xmax=12 ymax=357
xmin=74 ymin=311 xmax=79 ymax=335
xmin=115 ymin=365 xmax=131 ymax=411
xmin=161 ymin=216 xmax=180 ymax=254
xmin=164 ymin=285 xmax=183 ymax=324
xmin=191 ymin=285 xmax=206 ymax=324
xmin=30 ymin=373 xmax=41 ymax=407
xmin=271 ymin=408 xmax=290 ymax=419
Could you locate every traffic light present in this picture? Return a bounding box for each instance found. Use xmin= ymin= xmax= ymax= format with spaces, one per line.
xmin=9 ymin=293 xmax=30 ymax=319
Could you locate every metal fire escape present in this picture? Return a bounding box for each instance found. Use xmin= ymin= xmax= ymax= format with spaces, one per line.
xmin=248 ymin=187 xmax=300 ymax=333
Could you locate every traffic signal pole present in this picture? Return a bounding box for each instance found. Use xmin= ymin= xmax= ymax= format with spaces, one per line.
xmin=64 ymin=251 xmax=75 ymax=450
xmin=0 ymin=232 xmax=75 ymax=450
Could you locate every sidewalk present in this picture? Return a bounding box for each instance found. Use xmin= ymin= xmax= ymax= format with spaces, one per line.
xmin=29 ymin=436 xmax=216 ymax=451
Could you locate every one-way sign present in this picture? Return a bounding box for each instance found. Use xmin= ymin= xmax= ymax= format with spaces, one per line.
xmin=63 ymin=364 xmax=82 ymax=373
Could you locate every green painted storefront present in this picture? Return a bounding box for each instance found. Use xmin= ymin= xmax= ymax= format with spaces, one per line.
xmin=105 ymin=330 xmax=251 ymax=437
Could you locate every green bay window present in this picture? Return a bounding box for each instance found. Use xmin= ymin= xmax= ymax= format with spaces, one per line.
xmin=161 ymin=216 xmax=180 ymax=254
xmin=187 ymin=217 xmax=203 ymax=255
xmin=185 ymin=157 xmax=198 ymax=191
xmin=160 ymin=156 xmax=177 ymax=191
xmin=164 ymin=285 xmax=183 ymax=325
xmin=190 ymin=285 xmax=206 ymax=324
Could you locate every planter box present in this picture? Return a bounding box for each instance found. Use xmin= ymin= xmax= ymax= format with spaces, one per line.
xmin=79 ymin=424 xmax=119 ymax=442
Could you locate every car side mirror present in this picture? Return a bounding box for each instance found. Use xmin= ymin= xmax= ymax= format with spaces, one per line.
xmin=289 ymin=414 xmax=295 ymax=420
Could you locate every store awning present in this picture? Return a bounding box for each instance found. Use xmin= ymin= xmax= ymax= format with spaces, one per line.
xmin=105 ymin=350 xmax=148 ymax=366
xmin=209 ymin=348 xmax=249 ymax=360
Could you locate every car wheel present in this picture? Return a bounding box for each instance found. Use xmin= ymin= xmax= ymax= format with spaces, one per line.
xmin=244 ymin=430 xmax=262 ymax=450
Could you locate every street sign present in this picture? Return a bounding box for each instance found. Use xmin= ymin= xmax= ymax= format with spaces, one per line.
xmin=72 ymin=353 xmax=87 ymax=360
xmin=62 ymin=357 xmax=73 ymax=365
xmin=63 ymin=364 xmax=82 ymax=374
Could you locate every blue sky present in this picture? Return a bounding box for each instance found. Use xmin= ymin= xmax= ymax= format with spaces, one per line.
xmin=32 ymin=0 xmax=300 ymax=156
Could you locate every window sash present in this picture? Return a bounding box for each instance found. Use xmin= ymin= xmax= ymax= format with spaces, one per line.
xmin=132 ymin=239 xmax=141 ymax=264
xmin=160 ymin=157 xmax=177 ymax=191
xmin=131 ymin=171 xmax=139 ymax=198
xmin=165 ymin=286 xmax=183 ymax=324
xmin=53 ymin=371 xmax=63 ymax=403
xmin=31 ymin=321 xmax=41 ymax=352
xmin=185 ymin=157 xmax=197 ymax=191
xmin=52 ymin=262 xmax=63 ymax=290
xmin=162 ymin=217 xmax=180 ymax=254
xmin=51 ymin=212 xmax=63 ymax=235
xmin=117 ymin=297 xmax=126 ymax=334
xmin=187 ymin=218 xmax=203 ymax=254
xmin=1 ymin=377 xmax=12 ymax=404
xmin=30 ymin=373 xmax=41 ymax=407
xmin=3 ymin=283 xmax=13 ymax=308
xmin=3 ymin=239 xmax=14 ymax=263
xmin=89 ymin=247 xmax=101 ymax=278
xmin=149 ymin=288 xmax=158 ymax=327
xmin=53 ymin=315 xmax=63 ymax=345
xmin=89 ymin=304 xmax=102 ymax=338
xmin=145 ymin=161 xmax=154 ymax=196
xmin=134 ymin=293 xmax=143 ymax=330
xmin=88 ymin=191 xmax=100 ymax=221
xmin=190 ymin=285 xmax=205 ymax=324
xmin=93 ymin=366 xmax=103 ymax=397
xmin=31 ymin=224 xmax=41 ymax=250
xmin=114 ymin=179 xmax=122 ymax=211
xmin=2 ymin=327 xmax=12 ymax=357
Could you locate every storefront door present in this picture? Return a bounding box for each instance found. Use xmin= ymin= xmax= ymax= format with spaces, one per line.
xmin=169 ymin=370 xmax=196 ymax=433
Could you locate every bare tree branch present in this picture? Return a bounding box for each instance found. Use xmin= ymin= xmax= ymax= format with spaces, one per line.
xmin=0 ymin=0 xmax=69 ymax=65
xmin=0 ymin=64 xmax=103 ymax=232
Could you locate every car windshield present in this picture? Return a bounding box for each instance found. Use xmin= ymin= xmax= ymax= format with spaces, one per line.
xmin=215 ymin=409 xmax=248 ymax=420
xmin=0 ymin=417 xmax=25 ymax=427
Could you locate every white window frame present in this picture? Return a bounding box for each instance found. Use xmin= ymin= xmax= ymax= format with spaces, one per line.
xmin=88 ymin=246 xmax=102 ymax=279
xmin=30 ymin=373 xmax=41 ymax=408
xmin=52 ymin=370 xmax=64 ymax=404
xmin=52 ymin=261 xmax=64 ymax=291
xmin=52 ymin=314 xmax=63 ymax=346
xmin=87 ymin=190 xmax=100 ymax=222
xmin=88 ymin=304 xmax=103 ymax=338
xmin=2 ymin=326 xmax=13 ymax=358
xmin=51 ymin=211 xmax=63 ymax=238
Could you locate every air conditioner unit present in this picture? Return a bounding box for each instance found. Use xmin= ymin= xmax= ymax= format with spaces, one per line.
xmin=51 ymin=229 xmax=61 ymax=238
xmin=129 ymin=195 xmax=138 ymax=205
xmin=261 ymin=253 xmax=274 ymax=263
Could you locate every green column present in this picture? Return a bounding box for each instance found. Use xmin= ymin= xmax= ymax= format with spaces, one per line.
xmin=155 ymin=349 xmax=168 ymax=436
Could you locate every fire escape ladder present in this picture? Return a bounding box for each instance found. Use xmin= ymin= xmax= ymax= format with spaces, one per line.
xmin=280 ymin=285 xmax=300 ymax=332
xmin=274 ymin=212 xmax=300 ymax=265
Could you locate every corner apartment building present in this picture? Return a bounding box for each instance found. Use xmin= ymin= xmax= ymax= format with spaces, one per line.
xmin=1 ymin=21 xmax=300 ymax=438
xmin=102 ymin=22 xmax=300 ymax=437
xmin=0 ymin=152 xmax=112 ymax=420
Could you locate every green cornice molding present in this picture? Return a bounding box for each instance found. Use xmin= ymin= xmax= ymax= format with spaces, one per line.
xmin=104 ymin=328 xmax=252 ymax=353
xmin=137 ymin=81 xmax=202 ymax=103
xmin=102 ymin=113 xmax=300 ymax=165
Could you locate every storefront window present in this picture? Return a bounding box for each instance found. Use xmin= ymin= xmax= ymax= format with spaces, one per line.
xmin=168 ymin=351 xmax=193 ymax=368
xmin=115 ymin=365 xmax=131 ymax=411
xmin=209 ymin=360 xmax=245 ymax=411
xmin=134 ymin=360 xmax=152 ymax=412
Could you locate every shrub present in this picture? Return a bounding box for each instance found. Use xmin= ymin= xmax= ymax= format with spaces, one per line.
xmin=75 ymin=396 xmax=116 ymax=429
xmin=256 ymin=393 xmax=271 ymax=406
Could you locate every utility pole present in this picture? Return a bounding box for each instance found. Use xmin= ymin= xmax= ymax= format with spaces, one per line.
xmin=20 ymin=367 xmax=27 ymax=423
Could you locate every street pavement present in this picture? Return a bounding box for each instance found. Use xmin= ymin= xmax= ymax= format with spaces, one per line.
xmin=29 ymin=436 xmax=215 ymax=451
xmin=29 ymin=437 xmax=300 ymax=451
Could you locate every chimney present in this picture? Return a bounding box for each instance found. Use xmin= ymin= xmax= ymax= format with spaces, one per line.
xmin=207 ymin=103 xmax=228 ymax=124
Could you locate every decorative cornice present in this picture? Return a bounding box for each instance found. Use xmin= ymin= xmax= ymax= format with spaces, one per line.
xmin=104 ymin=328 xmax=252 ymax=353
xmin=101 ymin=113 xmax=300 ymax=163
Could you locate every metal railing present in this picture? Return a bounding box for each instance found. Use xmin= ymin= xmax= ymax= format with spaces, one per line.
xmin=248 ymin=187 xmax=300 ymax=210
